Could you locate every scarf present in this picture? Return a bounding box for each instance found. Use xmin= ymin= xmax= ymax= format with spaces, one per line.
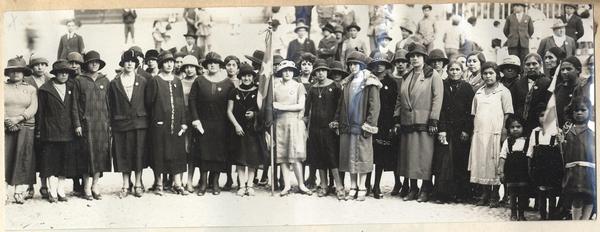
xmin=552 ymin=34 xmax=566 ymax=47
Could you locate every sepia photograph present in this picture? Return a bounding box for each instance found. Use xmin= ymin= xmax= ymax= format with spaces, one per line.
xmin=1 ymin=0 xmax=597 ymax=231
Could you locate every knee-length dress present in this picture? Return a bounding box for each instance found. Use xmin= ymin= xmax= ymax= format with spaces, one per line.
xmin=468 ymin=84 xmax=513 ymax=185
xmin=228 ymin=87 xmax=267 ymax=167
xmin=527 ymin=127 xmax=564 ymax=196
xmin=274 ymin=79 xmax=307 ymax=164
xmin=373 ymin=74 xmax=400 ymax=171
xmin=305 ymin=81 xmax=341 ymax=169
xmin=4 ymin=81 xmax=37 ymax=185
xmin=562 ymin=125 xmax=596 ymax=200
xmin=107 ymin=74 xmax=149 ymax=172
xmin=145 ymin=74 xmax=187 ymax=174
xmin=73 ymin=73 xmax=111 ymax=174
xmin=336 ymin=70 xmax=381 ymax=174
xmin=189 ymin=75 xmax=234 ymax=171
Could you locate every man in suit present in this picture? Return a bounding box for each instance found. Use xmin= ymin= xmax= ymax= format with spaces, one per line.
xmin=503 ymin=3 xmax=534 ymax=63
xmin=560 ymin=4 xmax=584 ymax=43
xmin=537 ymin=21 xmax=577 ymax=58
xmin=180 ymin=33 xmax=204 ymax=60
xmin=57 ymin=19 xmax=85 ymax=60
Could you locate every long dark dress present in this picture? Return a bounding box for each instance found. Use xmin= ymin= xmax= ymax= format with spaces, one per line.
xmin=145 ymin=74 xmax=187 ymax=174
xmin=305 ymin=81 xmax=341 ymax=169
xmin=228 ymin=87 xmax=267 ymax=167
xmin=189 ymin=75 xmax=235 ymax=172
xmin=373 ymin=74 xmax=400 ymax=171
xmin=433 ymin=79 xmax=474 ymax=199
xmin=73 ymin=73 xmax=111 ymax=174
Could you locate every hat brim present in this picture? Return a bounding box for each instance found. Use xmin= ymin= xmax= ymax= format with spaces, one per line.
xmin=119 ymin=58 xmax=140 ymax=67
xmin=276 ymin=66 xmax=299 ymax=77
xmin=84 ymin=58 xmax=106 ymax=70
xmin=183 ymin=34 xmax=198 ymax=38
xmin=238 ymin=70 xmax=257 ymax=78
xmin=181 ymin=63 xmax=201 ymax=70
xmin=294 ymin=26 xmax=309 ymax=33
xmin=322 ymin=27 xmax=335 ymax=33
xmin=406 ymin=51 xmax=428 ymax=60
xmin=368 ymin=60 xmax=393 ymax=70
xmin=498 ymin=63 xmax=521 ymax=70
xmin=330 ymin=69 xmax=349 ymax=77
xmin=49 ymin=68 xmax=75 ymax=76
xmin=201 ymin=59 xmax=225 ymax=68
xmin=29 ymin=61 xmax=49 ymax=68
xmin=400 ymin=27 xmax=413 ymax=34
xmin=311 ymin=66 xmax=330 ymax=75
xmin=346 ymin=25 xmax=361 ymax=32
xmin=245 ymin=55 xmax=263 ymax=64
xmin=346 ymin=59 xmax=366 ymax=67
xmin=428 ymin=58 xmax=449 ymax=65
xmin=4 ymin=67 xmax=32 ymax=76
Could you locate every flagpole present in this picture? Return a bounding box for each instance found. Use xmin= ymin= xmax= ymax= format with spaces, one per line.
xmin=263 ymin=17 xmax=275 ymax=196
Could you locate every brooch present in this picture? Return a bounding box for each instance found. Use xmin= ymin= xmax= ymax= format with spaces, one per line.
xmin=217 ymin=87 xmax=222 ymax=92
xmin=384 ymin=85 xmax=388 ymax=90
xmin=135 ymin=82 xmax=139 ymax=86
xmin=68 ymin=90 xmax=72 ymax=95
xmin=252 ymin=95 xmax=255 ymax=98
xmin=533 ymin=86 xmax=538 ymax=90
xmin=99 ymin=85 xmax=104 ymax=89
xmin=236 ymin=95 xmax=240 ymax=100
xmin=329 ymin=88 xmax=332 ymax=92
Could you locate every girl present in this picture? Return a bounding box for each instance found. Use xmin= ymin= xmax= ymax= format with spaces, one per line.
xmin=227 ymin=63 xmax=266 ymax=196
xmin=527 ymin=104 xmax=564 ymax=220
xmin=562 ymin=97 xmax=596 ymax=220
xmin=189 ymin=52 xmax=235 ymax=196
xmin=73 ymin=50 xmax=111 ymax=200
xmin=180 ymin=55 xmax=200 ymax=194
xmin=4 ymin=57 xmax=37 ymax=204
xmin=434 ymin=61 xmax=474 ymax=203
xmin=273 ymin=60 xmax=311 ymax=197
xmin=145 ymin=51 xmax=188 ymax=196
xmin=465 ymin=52 xmax=486 ymax=91
xmin=332 ymin=51 xmax=381 ymax=201
xmin=469 ymin=62 xmax=513 ymax=208
xmin=108 ymin=50 xmax=149 ymax=198
xmin=498 ymin=115 xmax=529 ymax=221
xmin=304 ymin=60 xmax=343 ymax=199
xmin=37 ymin=61 xmax=79 ymax=203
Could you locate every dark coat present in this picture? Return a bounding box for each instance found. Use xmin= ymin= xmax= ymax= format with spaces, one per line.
xmin=537 ymin=35 xmax=577 ymax=58
xmin=180 ymin=45 xmax=205 ymax=60
xmin=560 ymin=14 xmax=584 ymax=41
xmin=122 ymin=9 xmax=137 ymax=24
xmin=57 ymin=33 xmax=84 ymax=60
xmin=107 ymin=73 xmax=149 ymax=132
xmin=439 ymin=79 xmax=475 ymax=134
xmin=137 ymin=68 xmax=153 ymax=80
xmin=503 ymin=13 xmax=534 ymax=48
xmin=502 ymin=75 xmax=529 ymax=122
xmin=36 ymin=81 xmax=79 ymax=142
xmin=523 ymin=74 xmax=552 ymax=135
xmin=286 ymin=38 xmax=316 ymax=63
xmin=317 ymin=35 xmax=338 ymax=60
xmin=24 ymin=74 xmax=52 ymax=89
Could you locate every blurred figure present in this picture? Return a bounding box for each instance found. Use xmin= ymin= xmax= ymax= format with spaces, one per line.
xmin=122 ymin=9 xmax=137 ymax=44
xmin=503 ymin=3 xmax=534 ymax=62
xmin=416 ymin=5 xmax=436 ymax=52
xmin=194 ymin=8 xmax=213 ymax=53
xmin=561 ymin=4 xmax=584 ymax=42
xmin=183 ymin=8 xmax=198 ymax=35
xmin=57 ymin=19 xmax=84 ymax=60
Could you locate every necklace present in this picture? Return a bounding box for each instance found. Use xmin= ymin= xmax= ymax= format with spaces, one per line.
xmin=239 ymin=90 xmax=252 ymax=100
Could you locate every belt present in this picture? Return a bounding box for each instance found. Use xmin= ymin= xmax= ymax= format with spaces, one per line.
xmin=565 ymin=161 xmax=596 ymax=169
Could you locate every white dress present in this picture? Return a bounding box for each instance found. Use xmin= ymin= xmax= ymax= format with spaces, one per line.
xmin=273 ymin=79 xmax=307 ymax=164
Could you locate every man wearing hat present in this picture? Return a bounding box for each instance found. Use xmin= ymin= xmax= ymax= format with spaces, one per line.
xmin=144 ymin=49 xmax=160 ymax=77
xmin=367 ymin=51 xmax=402 ymax=199
xmin=503 ymin=3 xmax=534 ymax=62
xmin=341 ymin=22 xmax=369 ymax=65
xmin=417 ymin=5 xmax=436 ymax=53
xmin=317 ymin=23 xmax=338 ymax=60
xmin=537 ymin=20 xmax=577 ymax=58
xmin=392 ymin=49 xmax=411 ymax=77
xmin=180 ymin=33 xmax=204 ymax=60
xmin=498 ymin=55 xmax=527 ymax=120
xmin=395 ymin=19 xmax=420 ymax=51
xmin=67 ymin=52 xmax=84 ymax=75
xmin=333 ymin=24 xmax=345 ymax=61
xmin=57 ymin=19 xmax=84 ymax=60
xmin=286 ymin=21 xmax=316 ymax=64
xmin=245 ymin=50 xmax=265 ymax=72
xmin=560 ymin=4 xmax=584 ymax=42
xmin=427 ymin=49 xmax=449 ymax=80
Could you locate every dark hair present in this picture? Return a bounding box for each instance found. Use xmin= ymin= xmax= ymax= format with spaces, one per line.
xmin=505 ymin=114 xmax=525 ymax=130
xmin=493 ymin=21 xmax=500 ymax=27
xmin=467 ymin=16 xmax=477 ymax=26
xmin=422 ymin=4 xmax=432 ymax=11
xmin=565 ymin=96 xmax=594 ymax=122
xmin=224 ymin=55 xmax=240 ymax=67
xmin=563 ymin=56 xmax=582 ymax=72
xmin=533 ymin=102 xmax=548 ymax=118
xmin=467 ymin=52 xmax=486 ymax=64
xmin=481 ymin=62 xmax=500 ymax=77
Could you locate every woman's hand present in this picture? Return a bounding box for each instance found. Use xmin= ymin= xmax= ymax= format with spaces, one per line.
xmin=192 ymin=120 xmax=205 ymax=134
xmin=460 ymin=131 xmax=470 ymax=141
xmin=428 ymin=125 xmax=438 ymax=135
xmin=75 ymin=127 xmax=83 ymax=137
xmin=7 ymin=116 xmax=21 ymax=126
xmin=244 ymin=111 xmax=255 ymax=119
xmin=235 ymin=125 xmax=245 ymax=136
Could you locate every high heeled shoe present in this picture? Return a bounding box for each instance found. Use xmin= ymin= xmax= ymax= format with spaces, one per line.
xmin=25 ymin=187 xmax=34 ymax=200
xmin=298 ymin=187 xmax=312 ymax=196
xmin=173 ymin=185 xmax=189 ymax=196
xmin=133 ymin=187 xmax=143 ymax=198
xmin=39 ymin=187 xmax=49 ymax=199
xmin=346 ymin=188 xmax=357 ymax=201
xmin=356 ymin=189 xmax=367 ymax=201
xmin=373 ymin=187 xmax=383 ymax=199
xmin=13 ymin=193 xmax=24 ymax=204
xmin=403 ymin=188 xmax=419 ymax=201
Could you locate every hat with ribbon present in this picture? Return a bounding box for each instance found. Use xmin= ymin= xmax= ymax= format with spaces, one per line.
xmin=4 ymin=56 xmax=32 ymax=76
xmin=83 ymin=50 xmax=106 ymax=70
xmin=49 ymin=60 xmax=75 ymax=76
xmin=276 ymin=60 xmax=300 ymax=77
xmin=368 ymin=51 xmax=393 ymax=70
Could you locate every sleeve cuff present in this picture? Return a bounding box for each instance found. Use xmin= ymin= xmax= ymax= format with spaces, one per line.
xmin=361 ymin=123 xmax=378 ymax=134
xmin=428 ymin=119 xmax=438 ymax=127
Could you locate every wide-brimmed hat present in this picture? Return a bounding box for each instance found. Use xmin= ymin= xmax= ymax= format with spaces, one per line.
xmin=406 ymin=43 xmax=429 ymax=60
xmin=329 ymin=60 xmax=348 ymax=77
xmin=83 ymin=50 xmax=106 ymax=70
xmin=322 ymin=23 xmax=335 ymax=33
xmin=427 ymin=49 xmax=448 ymax=65
xmin=245 ymin=50 xmax=264 ymax=64
xmin=368 ymin=51 xmax=393 ymax=70
xmin=4 ymin=56 xmax=32 ymax=76
xmin=157 ymin=51 xmax=175 ymax=68
xmin=183 ymin=33 xmax=198 ymax=39
xmin=550 ymin=20 xmax=567 ymax=29
xmin=273 ymin=55 xmax=284 ymax=65
xmin=180 ymin=55 xmax=201 ymax=70
xmin=393 ymin=49 xmax=409 ymax=63
xmin=399 ymin=20 xmax=416 ymax=34
xmin=311 ymin=59 xmax=330 ymax=74
xmin=119 ymin=49 xmax=140 ymax=67
xmin=129 ymin=46 xmax=144 ymax=58
xmin=202 ymin=52 xmax=225 ymax=68
xmin=144 ymin=49 xmax=159 ymax=62
xmin=237 ymin=62 xmax=257 ymax=78
xmin=66 ymin=52 xmax=84 ymax=64
xmin=294 ymin=22 xmax=310 ymax=33
xmin=49 ymin=60 xmax=75 ymax=76
xmin=346 ymin=51 xmax=369 ymax=67
xmin=276 ymin=60 xmax=300 ymax=77
xmin=498 ymin=55 xmax=521 ymax=71
xmin=29 ymin=55 xmax=49 ymax=68
xmin=345 ymin=22 xmax=361 ymax=32
xmin=334 ymin=25 xmax=344 ymax=34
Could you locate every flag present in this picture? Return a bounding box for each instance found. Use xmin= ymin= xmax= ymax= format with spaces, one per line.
xmin=257 ymin=25 xmax=274 ymax=131
xmin=541 ymin=61 xmax=561 ymax=135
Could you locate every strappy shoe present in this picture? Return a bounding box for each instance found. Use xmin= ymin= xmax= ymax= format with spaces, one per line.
xmin=154 ymin=185 xmax=164 ymax=196
xmin=356 ymin=189 xmax=367 ymax=201
xmin=118 ymin=188 xmax=128 ymax=199
xmin=317 ymin=188 xmax=328 ymax=197
xmin=13 ymin=193 xmax=24 ymax=204
xmin=246 ymin=186 xmax=255 ymax=196
xmin=336 ymin=188 xmax=346 ymax=200
xmin=25 ymin=187 xmax=34 ymax=200
xmin=133 ymin=187 xmax=143 ymax=198
xmin=173 ymin=185 xmax=189 ymax=196
xmin=280 ymin=188 xmax=290 ymax=197
xmin=237 ymin=187 xmax=246 ymax=196
xmin=39 ymin=187 xmax=49 ymax=199
xmin=346 ymin=188 xmax=357 ymax=201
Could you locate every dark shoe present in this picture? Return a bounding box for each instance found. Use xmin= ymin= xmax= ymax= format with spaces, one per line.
xmin=390 ymin=184 xmax=401 ymax=196
xmin=373 ymin=187 xmax=383 ymax=199
xmin=212 ymin=186 xmax=221 ymax=195
xmin=197 ymin=184 xmax=206 ymax=196
xmin=304 ymin=179 xmax=316 ymax=189
xmin=222 ymin=180 xmax=233 ymax=191
xmin=40 ymin=187 xmax=49 ymax=199
xmin=403 ymin=188 xmax=419 ymax=201
xmin=298 ymin=187 xmax=312 ymax=196
xmin=57 ymin=195 xmax=68 ymax=202
xmin=510 ymin=215 xmax=518 ymax=221
xmin=174 ymin=185 xmax=189 ymax=196
xmin=133 ymin=187 xmax=143 ymax=198
xmin=257 ymin=178 xmax=268 ymax=186
xmin=25 ymin=187 xmax=34 ymax=200
xmin=399 ymin=186 xmax=410 ymax=198
xmin=91 ymin=191 xmax=102 ymax=200
xmin=518 ymin=214 xmax=527 ymax=221
xmin=489 ymin=198 xmax=500 ymax=208
xmin=13 ymin=193 xmax=24 ymax=204
xmin=365 ymin=184 xmax=372 ymax=196
xmin=83 ymin=194 xmax=93 ymax=201
xmin=48 ymin=196 xmax=57 ymax=203
xmin=417 ymin=191 xmax=429 ymax=202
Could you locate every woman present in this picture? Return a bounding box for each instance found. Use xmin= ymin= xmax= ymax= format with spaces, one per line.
xmin=226 ymin=63 xmax=266 ymax=196
xmin=428 ymin=49 xmax=449 ymax=80
xmin=189 ymin=52 xmax=235 ymax=196
xmin=469 ymin=62 xmax=513 ymax=207
xmin=108 ymin=50 xmax=149 ymax=198
xmin=72 ymin=50 xmax=111 ymax=200
xmin=179 ymin=55 xmax=200 ymax=193
xmin=395 ymin=43 xmax=443 ymax=202
xmin=145 ymin=51 xmax=188 ymax=196
xmin=543 ymin=47 xmax=566 ymax=80
xmin=4 ymin=57 xmax=37 ymax=204
xmin=433 ymin=61 xmax=475 ymax=203
xmin=332 ymin=51 xmax=381 ymax=201
xmin=465 ymin=52 xmax=486 ymax=91
xmin=273 ymin=60 xmax=312 ymax=196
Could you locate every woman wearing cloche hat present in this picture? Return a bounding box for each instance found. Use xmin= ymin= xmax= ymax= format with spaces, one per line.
xmin=179 ymin=55 xmax=201 ymax=193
